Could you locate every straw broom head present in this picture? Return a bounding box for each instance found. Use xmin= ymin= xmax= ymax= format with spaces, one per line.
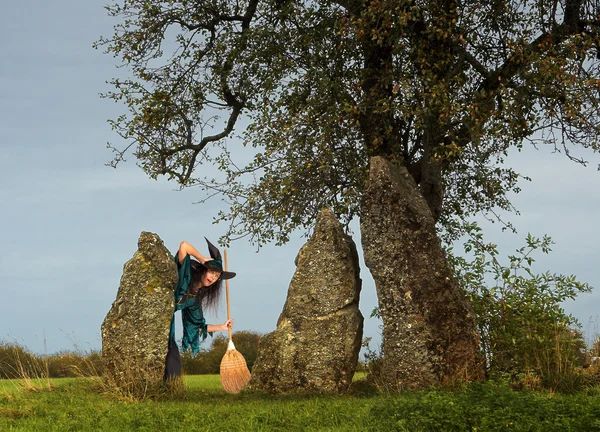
xmin=219 ymin=250 xmax=251 ymax=394
xmin=220 ymin=340 xmax=251 ymax=393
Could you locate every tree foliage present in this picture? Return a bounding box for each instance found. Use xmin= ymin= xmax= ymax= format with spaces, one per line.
xmin=96 ymin=0 xmax=600 ymax=245
xmin=448 ymin=224 xmax=591 ymax=381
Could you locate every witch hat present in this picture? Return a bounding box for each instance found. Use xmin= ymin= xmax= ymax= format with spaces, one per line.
xmin=203 ymin=237 xmax=236 ymax=280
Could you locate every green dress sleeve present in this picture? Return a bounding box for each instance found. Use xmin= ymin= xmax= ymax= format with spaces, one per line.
xmin=168 ymin=253 xmax=210 ymax=353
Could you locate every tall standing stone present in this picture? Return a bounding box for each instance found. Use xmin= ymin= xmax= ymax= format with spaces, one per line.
xmin=361 ymin=156 xmax=484 ymax=389
xmin=101 ymin=232 xmax=177 ymax=391
xmin=250 ymin=209 xmax=364 ymax=393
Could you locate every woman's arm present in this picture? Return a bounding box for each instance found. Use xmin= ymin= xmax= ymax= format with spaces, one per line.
xmin=207 ymin=319 xmax=233 ymax=333
xmin=178 ymin=241 xmax=210 ymax=265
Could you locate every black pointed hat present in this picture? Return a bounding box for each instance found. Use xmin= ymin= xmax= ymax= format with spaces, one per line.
xmin=202 ymin=237 xmax=236 ymax=280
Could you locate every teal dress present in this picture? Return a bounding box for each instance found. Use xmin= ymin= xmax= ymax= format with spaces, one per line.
xmin=168 ymin=253 xmax=211 ymax=353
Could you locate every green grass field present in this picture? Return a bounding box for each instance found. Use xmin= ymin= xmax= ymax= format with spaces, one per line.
xmin=1 ymin=375 xmax=600 ymax=431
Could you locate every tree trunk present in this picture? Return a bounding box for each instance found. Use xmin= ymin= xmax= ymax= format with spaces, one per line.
xmin=360 ymin=156 xmax=484 ymax=389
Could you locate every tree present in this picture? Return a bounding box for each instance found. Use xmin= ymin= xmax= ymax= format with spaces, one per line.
xmin=96 ymin=0 xmax=600 ymax=387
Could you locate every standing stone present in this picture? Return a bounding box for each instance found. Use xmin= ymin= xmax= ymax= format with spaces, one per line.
xmin=250 ymin=209 xmax=363 ymax=393
xmin=361 ymin=156 xmax=484 ymax=389
xmin=101 ymin=232 xmax=177 ymax=391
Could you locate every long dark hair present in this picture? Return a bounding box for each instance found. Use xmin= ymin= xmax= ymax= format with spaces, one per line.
xmin=190 ymin=259 xmax=222 ymax=314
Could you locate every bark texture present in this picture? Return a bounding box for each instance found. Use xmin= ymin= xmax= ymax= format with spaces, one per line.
xmin=361 ymin=156 xmax=484 ymax=389
xmin=101 ymin=232 xmax=177 ymax=390
xmin=250 ymin=209 xmax=363 ymax=393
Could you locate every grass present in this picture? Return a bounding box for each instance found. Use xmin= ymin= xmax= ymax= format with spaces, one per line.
xmin=1 ymin=375 xmax=600 ymax=431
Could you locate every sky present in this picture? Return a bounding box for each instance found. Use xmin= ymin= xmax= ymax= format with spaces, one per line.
xmin=1 ymin=1 xmax=599 ymax=357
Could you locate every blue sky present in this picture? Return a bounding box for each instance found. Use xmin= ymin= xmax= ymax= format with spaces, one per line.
xmin=1 ymin=1 xmax=599 ymax=356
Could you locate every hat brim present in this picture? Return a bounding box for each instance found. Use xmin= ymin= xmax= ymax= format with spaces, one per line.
xmin=203 ymin=262 xmax=236 ymax=280
xmin=220 ymin=271 xmax=236 ymax=280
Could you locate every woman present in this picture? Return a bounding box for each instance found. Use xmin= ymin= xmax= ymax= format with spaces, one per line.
xmin=164 ymin=238 xmax=236 ymax=380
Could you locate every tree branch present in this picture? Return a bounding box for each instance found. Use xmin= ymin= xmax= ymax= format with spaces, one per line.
xmin=453 ymin=0 xmax=589 ymax=149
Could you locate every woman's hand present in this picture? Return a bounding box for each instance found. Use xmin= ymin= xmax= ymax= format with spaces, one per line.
xmin=221 ymin=319 xmax=234 ymax=332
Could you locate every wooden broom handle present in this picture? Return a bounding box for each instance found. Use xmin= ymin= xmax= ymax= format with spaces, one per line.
xmin=224 ymin=249 xmax=232 ymax=341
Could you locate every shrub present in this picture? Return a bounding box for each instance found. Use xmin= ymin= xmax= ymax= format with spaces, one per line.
xmin=44 ymin=350 xmax=104 ymax=378
xmin=448 ymin=224 xmax=594 ymax=391
xmin=0 ymin=342 xmax=105 ymax=381
xmin=0 ymin=341 xmax=44 ymax=379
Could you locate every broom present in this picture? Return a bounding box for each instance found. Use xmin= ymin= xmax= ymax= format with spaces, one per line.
xmin=220 ymin=249 xmax=251 ymax=393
